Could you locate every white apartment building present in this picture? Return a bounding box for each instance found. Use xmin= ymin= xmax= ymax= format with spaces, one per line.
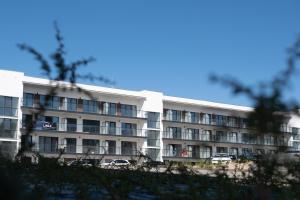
xmin=0 ymin=69 xmax=300 ymax=162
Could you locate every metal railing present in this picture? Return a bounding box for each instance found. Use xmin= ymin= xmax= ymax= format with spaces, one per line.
xmin=163 ymin=116 xmax=249 ymax=129
xmin=162 ymin=149 xmax=212 ymax=159
xmin=22 ymin=123 xmax=148 ymax=137
xmin=21 ymin=98 xmax=148 ymax=119
xmin=0 ymin=107 xmax=18 ymax=117
xmin=162 ymin=131 xmax=291 ymax=147
xmin=31 ymin=145 xmax=145 ymax=156
xmin=163 ymin=131 xmax=213 ymax=142
xmin=0 ymin=130 xmax=17 ymax=139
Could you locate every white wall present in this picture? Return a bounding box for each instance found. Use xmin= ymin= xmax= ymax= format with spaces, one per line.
xmin=0 ymin=70 xmax=24 ymax=155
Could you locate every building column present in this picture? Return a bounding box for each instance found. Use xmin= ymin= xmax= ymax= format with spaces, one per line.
xmin=77 ymin=118 xmax=83 ymax=133
xmin=116 ymin=140 xmax=122 ymax=155
xmin=77 ymin=137 xmax=83 ymax=154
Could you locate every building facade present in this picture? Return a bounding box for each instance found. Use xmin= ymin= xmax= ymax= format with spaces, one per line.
xmin=1 ymin=70 xmax=300 ymax=162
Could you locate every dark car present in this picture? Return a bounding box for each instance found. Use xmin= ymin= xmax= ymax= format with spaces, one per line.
xmin=229 ymin=155 xmax=237 ymax=160
xmin=67 ymin=159 xmax=93 ymax=167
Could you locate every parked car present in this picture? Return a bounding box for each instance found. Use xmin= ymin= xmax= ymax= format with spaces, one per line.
xmin=100 ymin=159 xmax=130 ymax=168
xmin=142 ymin=159 xmax=165 ymax=167
xmin=211 ymin=154 xmax=232 ymax=164
xmin=229 ymin=155 xmax=237 ymax=161
xmin=66 ymin=159 xmax=93 ymax=167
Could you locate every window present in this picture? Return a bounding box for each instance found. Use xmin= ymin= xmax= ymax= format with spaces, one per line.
xmin=190 ymin=112 xmax=198 ymax=123
xmin=240 ymin=118 xmax=248 ymax=128
xmin=0 ymin=96 xmax=18 ymax=117
xmin=121 ymin=104 xmax=137 ymax=117
xmin=228 ymin=132 xmax=238 ymax=143
xmin=103 ymin=102 xmax=116 ymax=115
xmin=0 ymin=118 xmax=17 ymax=139
xmin=164 ymin=109 xmax=181 ymax=122
xmin=83 ymin=120 xmax=100 ymax=133
xmin=39 ymin=136 xmax=58 ymax=153
xmin=264 ymin=135 xmax=275 ymax=146
xmin=39 ymin=95 xmax=60 ymax=110
xmin=201 ymin=113 xmax=211 ymax=125
xmin=23 ymin=93 xmax=34 ymax=107
xmin=185 ymin=128 xmax=199 ymax=140
xmin=229 ymin=148 xmax=238 ymax=156
xmin=147 ymin=130 xmax=160 ymax=147
xmin=66 ymin=118 xmax=77 ymax=132
xmin=242 ymin=133 xmax=256 ymax=144
xmin=242 ymin=148 xmax=252 ymax=155
xmin=65 ymin=138 xmax=76 ymax=153
xmin=166 ymin=144 xmax=182 ymax=157
xmin=166 ymin=127 xmax=182 ymax=139
xmin=228 ymin=117 xmax=238 ymax=127
xmin=292 ymin=127 xmax=300 ymax=135
xmin=200 ymin=146 xmax=212 ymax=158
xmin=147 ymin=112 xmax=160 ymax=129
xmin=83 ymin=100 xmax=99 ymax=113
xmin=103 ymin=121 xmax=116 ymax=135
xmin=216 ymin=131 xmax=227 ymax=142
xmin=67 ymin=98 xmax=77 ymax=111
xmin=200 ymin=130 xmax=212 ymax=141
xmin=121 ymin=141 xmax=137 ymax=155
xmin=82 ymin=139 xmax=99 ymax=154
xmin=121 ymin=123 xmax=137 ymax=136
xmin=216 ymin=147 xmax=228 ymax=154
xmin=216 ymin=115 xmax=227 ymax=126
xmin=103 ymin=140 xmax=116 ymax=154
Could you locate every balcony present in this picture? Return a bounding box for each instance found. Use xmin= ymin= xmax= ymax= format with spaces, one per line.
xmin=21 ymin=98 xmax=147 ymax=119
xmin=21 ymin=123 xmax=147 ymax=137
xmin=163 ymin=111 xmax=248 ymax=129
xmin=162 ymin=149 xmax=211 ymax=159
xmin=163 ymin=131 xmax=213 ymax=142
xmin=32 ymin=145 xmax=142 ymax=156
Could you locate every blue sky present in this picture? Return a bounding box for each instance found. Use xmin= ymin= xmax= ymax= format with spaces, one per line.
xmin=0 ymin=1 xmax=300 ymax=106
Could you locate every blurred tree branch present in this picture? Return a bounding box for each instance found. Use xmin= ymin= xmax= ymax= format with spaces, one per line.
xmin=210 ymin=37 xmax=300 ymax=134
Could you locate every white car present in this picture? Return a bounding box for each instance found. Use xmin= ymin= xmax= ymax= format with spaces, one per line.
xmin=100 ymin=159 xmax=130 ymax=168
xmin=211 ymin=154 xmax=232 ymax=164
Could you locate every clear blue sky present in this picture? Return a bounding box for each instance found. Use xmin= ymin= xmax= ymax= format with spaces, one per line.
xmin=1 ymin=1 xmax=300 ymax=106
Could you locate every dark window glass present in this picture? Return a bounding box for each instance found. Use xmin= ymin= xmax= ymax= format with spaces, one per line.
xmin=39 ymin=136 xmax=58 ymax=153
xmin=82 ymin=139 xmax=99 ymax=154
xmin=121 ymin=104 xmax=137 ymax=117
xmin=67 ymin=118 xmax=77 ymax=132
xmin=147 ymin=112 xmax=160 ymax=129
xmin=65 ymin=138 xmax=76 ymax=153
xmin=83 ymin=119 xmax=100 ymax=133
xmin=67 ymin=98 xmax=77 ymax=111
xmin=121 ymin=123 xmax=137 ymax=136
xmin=0 ymin=96 xmax=18 ymax=117
xmin=0 ymin=118 xmax=17 ymax=138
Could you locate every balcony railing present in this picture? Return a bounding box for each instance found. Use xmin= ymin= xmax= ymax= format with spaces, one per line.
xmin=163 ymin=131 xmax=213 ymax=142
xmin=163 ymin=116 xmax=249 ymax=129
xmin=21 ymin=99 xmax=147 ymax=119
xmin=0 ymin=107 xmax=18 ymax=117
xmin=0 ymin=130 xmax=18 ymax=139
xmin=162 ymin=131 xmax=291 ymax=147
xmin=22 ymin=123 xmax=147 ymax=137
xmin=31 ymin=145 xmax=143 ymax=156
xmin=162 ymin=149 xmax=211 ymax=159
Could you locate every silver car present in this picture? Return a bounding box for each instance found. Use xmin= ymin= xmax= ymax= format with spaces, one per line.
xmin=100 ymin=159 xmax=130 ymax=168
xmin=211 ymin=154 xmax=232 ymax=164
